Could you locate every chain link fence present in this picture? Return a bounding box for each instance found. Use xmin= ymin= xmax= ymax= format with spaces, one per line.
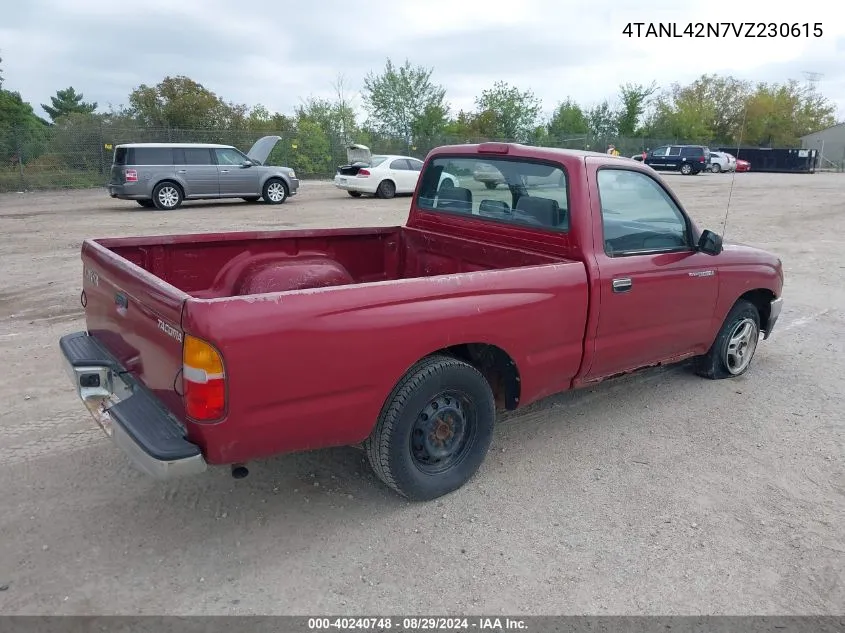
xmin=0 ymin=122 xmax=700 ymax=193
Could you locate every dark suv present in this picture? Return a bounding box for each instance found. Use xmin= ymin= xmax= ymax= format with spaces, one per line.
xmin=644 ymin=145 xmax=710 ymax=175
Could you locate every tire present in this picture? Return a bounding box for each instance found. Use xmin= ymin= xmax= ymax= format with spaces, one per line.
xmin=484 ymin=182 xmax=497 ymax=190
xmin=711 ymin=163 xmax=721 ymax=173
xmin=364 ymin=355 xmax=496 ymax=501
xmin=136 ymin=200 xmax=155 ymax=208
xmin=695 ymin=299 xmax=761 ymax=379
xmin=347 ymin=191 xmax=362 ymax=198
xmin=680 ymin=163 xmax=693 ymax=175
xmin=376 ymin=179 xmax=396 ymax=199
xmin=242 ymin=196 xmax=260 ymax=203
xmin=152 ymin=181 xmax=183 ymax=210
xmin=262 ymin=178 xmax=288 ymax=204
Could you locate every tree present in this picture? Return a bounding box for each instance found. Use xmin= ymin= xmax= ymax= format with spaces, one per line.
xmin=362 ymin=58 xmax=448 ymax=147
xmin=743 ymin=79 xmax=836 ymax=146
xmin=615 ymin=82 xmax=657 ymax=137
xmin=586 ymin=100 xmax=618 ymax=140
xmin=474 ymin=81 xmax=542 ymax=142
xmin=331 ymin=73 xmax=359 ymax=145
xmin=0 ymin=88 xmax=49 ymax=163
xmin=547 ymin=98 xmax=589 ymax=139
xmin=127 ymin=75 xmax=243 ymax=129
xmin=0 ymin=54 xmax=4 ymax=90
xmin=41 ymin=87 xmax=98 ymax=122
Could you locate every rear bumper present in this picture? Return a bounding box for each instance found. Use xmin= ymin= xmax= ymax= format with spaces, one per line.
xmin=764 ymin=297 xmax=784 ymax=339
xmin=333 ymin=175 xmax=377 ymax=194
xmin=107 ymin=183 xmax=149 ymax=200
xmin=59 ymin=331 xmax=207 ymax=480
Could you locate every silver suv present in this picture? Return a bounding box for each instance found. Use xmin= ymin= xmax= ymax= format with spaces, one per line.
xmin=107 ymin=136 xmax=299 ymax=210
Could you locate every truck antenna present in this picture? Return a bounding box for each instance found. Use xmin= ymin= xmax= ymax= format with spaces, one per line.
xmin=722 ymin=107 xmax=747 ymax=241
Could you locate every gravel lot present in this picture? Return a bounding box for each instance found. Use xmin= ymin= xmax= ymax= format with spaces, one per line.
xmin=0 ymin=172 xmax=843 ymax=615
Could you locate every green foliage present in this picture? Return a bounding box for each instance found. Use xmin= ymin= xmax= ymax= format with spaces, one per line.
xmin=362 ymin=58 xmax=448 ymax=146
xmin=474 ymin=81 xmax=541 ymax=142
xmin=41 ymin=87 xmax=98 ymax=122
xmin=586 ymin=100 xmax=618 ymax=139
xmin=547 ymin=98 xmax=590 ymax=139
xmin=616 ymin=82 xmax=657 ymax=136
xmin=127 ymin=75 xmax=247 ymax=129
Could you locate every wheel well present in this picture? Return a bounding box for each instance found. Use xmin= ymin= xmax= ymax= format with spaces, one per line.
xmin=379 ymin=179 xmax=395 ymax=188
xmin=265 ymin=176 xmax=288 ymax=191
xmin=738 ymin=288 xmax=775 ymax=330
xmin=433 ymin=343 xmax=521 ymax=410
xmin=155 ymin=180 xmax=183 ymax=196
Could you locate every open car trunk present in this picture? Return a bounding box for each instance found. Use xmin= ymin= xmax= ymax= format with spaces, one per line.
xmin=97 ymin=226 xmax=568 ymax=301
xmin=336 ymin=143 xmax=373 ymax=176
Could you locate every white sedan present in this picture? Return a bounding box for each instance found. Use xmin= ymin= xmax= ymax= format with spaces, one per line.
xmin=334 ymin=145 xmax=458 ymax=199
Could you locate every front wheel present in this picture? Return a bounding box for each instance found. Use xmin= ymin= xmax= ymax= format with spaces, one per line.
xmin=364 ymin=355 xmax=496 ymax=501
xmin=711 ymin=163 xmax=721 ymax=173
xmin=262 ymin=178 xmax=288 ymax=204
xmin=696 ymin=299 xmax=761 ymax=379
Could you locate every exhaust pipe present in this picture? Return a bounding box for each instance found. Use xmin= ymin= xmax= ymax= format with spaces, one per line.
xmin=231 ymin=464 xmax=249 ymax=479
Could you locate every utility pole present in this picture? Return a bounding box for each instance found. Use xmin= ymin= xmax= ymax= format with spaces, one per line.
xmin=802 ymin=71 xmax=823 ymax=92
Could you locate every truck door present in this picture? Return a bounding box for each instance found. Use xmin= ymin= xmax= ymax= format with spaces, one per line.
xmin=583 ymin=161 xmax=719 ymax=380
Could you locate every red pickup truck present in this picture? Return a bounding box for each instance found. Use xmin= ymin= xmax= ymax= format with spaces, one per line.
xmin=60 ymin=142 xmax=784 ymax=501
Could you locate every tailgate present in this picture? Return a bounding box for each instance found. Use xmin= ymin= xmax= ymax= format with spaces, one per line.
xmin=80 ymin=238 xmax=189 ymax=419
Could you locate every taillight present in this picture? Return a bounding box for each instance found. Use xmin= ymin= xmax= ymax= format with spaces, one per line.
xmin=357 ymin=169 xmax=370 ymax=177
xmin=699 ymin=156 xmax=705 ymax=163
xmin=182 ymin=335 xmax=226 ymax=422
xmin=124 ymin=168 xmax=138 ymax=182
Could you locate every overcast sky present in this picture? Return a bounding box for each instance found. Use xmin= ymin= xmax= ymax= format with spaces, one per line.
xmin=2 ymin=0 xmax=844 ymax=124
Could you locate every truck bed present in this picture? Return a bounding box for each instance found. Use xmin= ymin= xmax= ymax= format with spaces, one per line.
xmin=97 ymin=226 xmax=566 ymax=298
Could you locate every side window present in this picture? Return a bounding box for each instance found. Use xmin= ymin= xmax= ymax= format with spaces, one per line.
xmin=667 ymin=146 xmax=682 ymax=156
xmin=408 ymin=159 xmax=423 ymax=171
xmin=132 ymin=147 xmax=174 ymax=165
xmin=215 ymin=148 xmax=246 ymax=166
xmin=651 ymin=147 xmax=668 ymax=157
xmin=184 ymin=148 xmax=213 ymax=165
xmin=681 ymin=147 xmax=700 ymax=158
xmin=597 ymin=169 xmax=690 ymax=256
xmin=390 ymin=159 xmax=411 ymax=170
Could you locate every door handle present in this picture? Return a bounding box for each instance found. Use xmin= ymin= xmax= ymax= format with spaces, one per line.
xmin=177 ymin=169 xmax=187 ymax=173
xmin=612 ymin=277 xmax=633 ymax=293
xmin=220 ymin=169 xmax=229 ymax=173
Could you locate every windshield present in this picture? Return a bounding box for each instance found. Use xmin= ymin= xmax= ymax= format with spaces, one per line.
xmin=416 ymin=156 xmax=569 ymax=231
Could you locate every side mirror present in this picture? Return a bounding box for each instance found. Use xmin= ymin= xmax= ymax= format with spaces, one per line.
xmin=241 ymin=161 xmax=253 ymax=168
xmin=698 ymin=229 xmax=723 ymax=255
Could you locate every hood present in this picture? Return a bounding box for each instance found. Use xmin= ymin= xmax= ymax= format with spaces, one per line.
xmin=346 ymin=143 xmax=372 ymax=165
xmin=247 ymin=135 xmax=282 ymax=165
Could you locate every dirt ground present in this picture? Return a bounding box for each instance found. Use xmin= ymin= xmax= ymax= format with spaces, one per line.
xmin=0 ymin=171 xmax=843 ymax=616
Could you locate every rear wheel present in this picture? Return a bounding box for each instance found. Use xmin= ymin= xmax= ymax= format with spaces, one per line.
xmin=152 ymin=182 xmax=183 ymax=210
xmin=262 ymin=178 xmax=288 ymax=204
xmin=711 ymin=163 xmax=721 ymax=173
xmin=680 ymin=163 xmax=693 ymax=175
xmin=347 ymin=191 xmax=362 ymax=198
xmin=364 ymin=355 xmax=496 ymax=501
xmin=696 ymin=299 xmax=761 ymax=379
xmin=376 ymin=179 xmax=396 ymax=199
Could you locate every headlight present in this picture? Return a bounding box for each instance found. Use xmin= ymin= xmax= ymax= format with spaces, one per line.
xmin=289 ymin=171 xmax=296 ymax=179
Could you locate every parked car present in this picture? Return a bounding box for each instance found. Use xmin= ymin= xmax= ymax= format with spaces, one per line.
xmin=735 ymin=157 xmax=751 ymax=172
xmin=108 ymin=137 xmax=298 ymax=210
xmin=334 ymin=144 xmax=458 ymax=199
xmin=60 ymin=142 xmax=783 ymax=501
xmin=644 ymin=144 xmax=711 ymax=175
xmin=709 ymin=151 xmax=736 ymax=173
